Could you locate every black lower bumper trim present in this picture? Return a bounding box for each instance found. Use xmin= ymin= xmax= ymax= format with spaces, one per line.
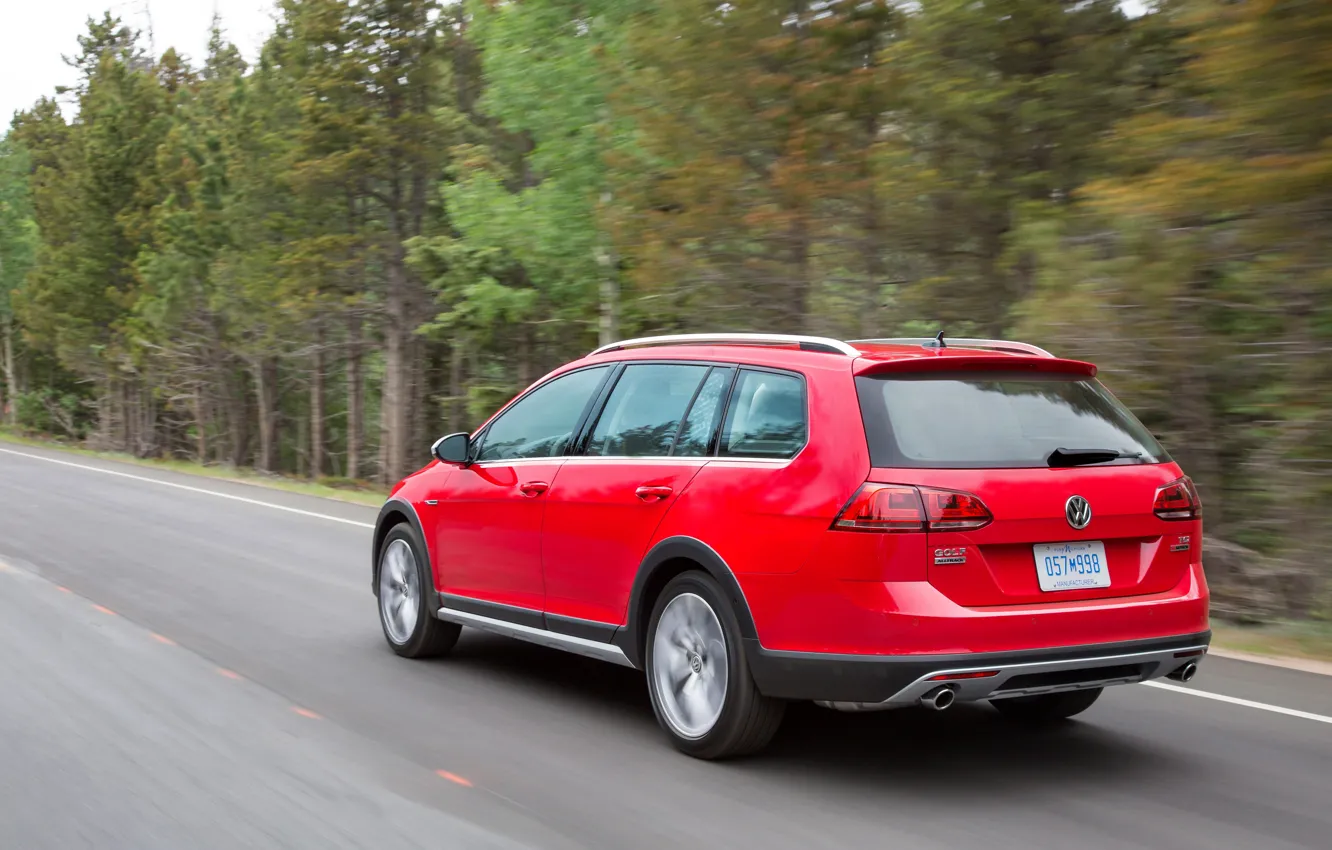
xmin=747 ymin=630 xmax=1212 ymax=703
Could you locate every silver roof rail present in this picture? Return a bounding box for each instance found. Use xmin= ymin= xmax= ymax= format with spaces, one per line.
xmin=591 ymin=333 xmax=861 ymax=358
xmin=849 ymin=338 xmax=1055 ymax=358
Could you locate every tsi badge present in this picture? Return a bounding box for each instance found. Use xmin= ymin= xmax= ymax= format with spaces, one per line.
xmin=934 ymin=547 xmax=968 ymax=565
xmin=1171 ymin=535 xmax=1192 ymax=553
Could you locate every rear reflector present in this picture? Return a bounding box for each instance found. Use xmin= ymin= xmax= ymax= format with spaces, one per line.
xmin=834 ymin=484 xmax=992 ymax=533
xmin=1174 ymin=649 xmax=1205 ymax=658
xmin=1154 ymin=477 xmax=1202 ymax=521
xmin=928 ymin=671 xmax=1000 ymax=681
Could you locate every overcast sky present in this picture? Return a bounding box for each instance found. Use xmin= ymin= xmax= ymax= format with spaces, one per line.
xmin=3 ymin=1 xmax=277 ymax=127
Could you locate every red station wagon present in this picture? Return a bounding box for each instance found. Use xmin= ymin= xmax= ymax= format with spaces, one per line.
xmin=372 ymin=334 xmax=1210 ymax=758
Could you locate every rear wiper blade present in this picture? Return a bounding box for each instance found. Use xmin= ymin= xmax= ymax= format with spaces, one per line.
xmin=1047 ymin=447 xmax=1144 ymax=468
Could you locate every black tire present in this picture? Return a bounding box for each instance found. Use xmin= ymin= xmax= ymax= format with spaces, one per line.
xmin=990 ymin=687 xmax=1103 ymax=723
xmin=376 ymin=524 xmax=460 ymax=659
xmin=645 ymin=571 xmax=785 ymax=759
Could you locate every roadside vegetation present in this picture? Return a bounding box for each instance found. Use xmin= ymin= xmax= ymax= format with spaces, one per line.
xmin=0 ymin=428 xmax=385 ymax=507
xmin=1 ymin=0 xmax=1329 ymax=624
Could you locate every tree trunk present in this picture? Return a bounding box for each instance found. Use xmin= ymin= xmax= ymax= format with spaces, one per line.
xmin=226 ymin=361 xmax=250 ymax=468
xmin=1 ymin=316 xmax=15 ymax=426
xmin=192 ymin=383 xmax=208 ymax=462
xmin=379 ymin=256 xmax=410 ymax=485
xmin=597 ymin=241 xmax=619 ymax=347
xmin=116 ymin=377 xmax=129 ymax=452
xmin=408 ymin=333 xmax=427 ymax=467
xmin=860 ymin=162 xmax=887 ymax=339
xmin=448 ymin=335 xmax=465 ymax=433
xmin=346 ymin=311 xmax=363 ymax=481
xmin=783 ymin=214 xmax=813 ymax=334
xmin=310 ymin=321 xmax=326 ymax=480
xmin=254 ymin=356 xmax=280 ymax=473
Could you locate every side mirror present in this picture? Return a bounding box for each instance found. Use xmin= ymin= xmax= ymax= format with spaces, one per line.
xmin=432 ymin=432 xmax=472 ymax=466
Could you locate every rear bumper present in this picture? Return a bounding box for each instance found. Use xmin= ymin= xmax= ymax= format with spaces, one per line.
xmin=748 ymin=630 xmax=1211 ymax=705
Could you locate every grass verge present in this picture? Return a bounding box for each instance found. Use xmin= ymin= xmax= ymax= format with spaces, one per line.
xmin=1210 ymin=620 xmax=1332 ymax=665
xmin=0 ymin=428 xmax=388 ymax=508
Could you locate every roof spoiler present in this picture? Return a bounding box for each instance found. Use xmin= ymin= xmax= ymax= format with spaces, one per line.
xmin=857 ymin=354 xmax=1096 ymax=378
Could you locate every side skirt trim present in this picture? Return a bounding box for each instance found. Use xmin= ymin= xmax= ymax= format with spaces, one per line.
xmin=436 ymin=606 xmax=635 ymax=668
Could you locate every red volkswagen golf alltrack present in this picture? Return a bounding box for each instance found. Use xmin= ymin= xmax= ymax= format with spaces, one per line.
xmin=372 ymin=334 xmax=1210 ymax=758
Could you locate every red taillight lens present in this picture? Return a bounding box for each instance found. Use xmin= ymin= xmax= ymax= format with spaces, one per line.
xmin=1154 ymin=477 xmax=1202 ymax=521
xmin=834 ymin=484 xmax=992 ymax=532
xmin=833 ymin=484 xmax=925 ymax=532
xmin=920 ymin=488 xmax=993 ymax=531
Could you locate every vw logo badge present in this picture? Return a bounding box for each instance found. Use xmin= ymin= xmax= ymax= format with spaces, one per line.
xmin=1066 ymin=495 xmax=1092 ymax=530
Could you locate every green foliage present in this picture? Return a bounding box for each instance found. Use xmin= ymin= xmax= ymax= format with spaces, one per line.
xmin=2 ymin=0 xmax=1330 ymax=614
xmin=1013 ymin=0 xmax=1332 ymax=583
xmin=14 ymin=387 xmax=86 ymax=437
xmin=0 ymin=136 xmax=37 ymax=315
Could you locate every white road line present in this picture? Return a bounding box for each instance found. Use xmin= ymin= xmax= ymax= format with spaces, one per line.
xmin=0 ymin=447 xmax=375 ymax=529
xmin=5 ymin=447 xmax=1331 ymax=729
xmin=1143 ymin=680 xmax=1332 ymax=725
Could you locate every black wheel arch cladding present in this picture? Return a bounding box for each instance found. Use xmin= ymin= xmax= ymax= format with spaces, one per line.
xmin=617 ymin=536 xmax=759 ymax=669
xmin=372 ymin=499 xmax=429 ymax=594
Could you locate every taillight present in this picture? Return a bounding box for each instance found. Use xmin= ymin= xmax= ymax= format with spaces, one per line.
xmin=833 ymin=484 xmax=925 ymax=532
xmin=834 ymin=484 xmax=991 ymax=532
xmin=1154 ymin=476 xmax=1202 ymax=521
xmin=921 ymin=488 xmax=993 ymax=531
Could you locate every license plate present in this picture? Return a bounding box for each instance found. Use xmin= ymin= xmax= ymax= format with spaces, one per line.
xmin=1033 ymin=541 xmax=1110 ymax=592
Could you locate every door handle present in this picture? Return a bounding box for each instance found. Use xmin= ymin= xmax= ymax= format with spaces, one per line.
xmin=519 ymin=481 xmax=549 ymax=497
xmin=635 ymin=485 xmax=674 ymax=502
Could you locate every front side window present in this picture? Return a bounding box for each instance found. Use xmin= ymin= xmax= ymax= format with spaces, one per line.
xmin=476 ymin=366 xmax=609 ymax=462
xmin=719 ymin=370 xmax=807 ymax=459
xmin=586 ymin=364 xmax=709 ymax=457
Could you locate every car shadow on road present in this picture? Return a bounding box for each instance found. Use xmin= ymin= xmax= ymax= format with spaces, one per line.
xmin=757 ymin=701 xmax=1177 ymax=791
xmin=444 ymin=632 xmax=1191 ymax=796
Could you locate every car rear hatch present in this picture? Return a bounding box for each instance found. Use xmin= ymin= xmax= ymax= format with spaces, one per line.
xmin=854 ymin=356 xmax=1201 ymax=607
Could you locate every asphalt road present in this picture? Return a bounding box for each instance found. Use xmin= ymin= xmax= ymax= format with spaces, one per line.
xmin=1 ymin=441 xmax=1329 ymax=850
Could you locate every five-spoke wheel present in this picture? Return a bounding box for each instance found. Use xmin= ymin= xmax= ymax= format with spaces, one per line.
xmin=646 ymin=572 xmax=784 ymax=759
xmin=376 ymin=524 xmax=459 ymax=658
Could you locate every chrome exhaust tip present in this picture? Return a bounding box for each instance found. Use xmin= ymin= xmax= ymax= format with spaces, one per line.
xmin=919 ymin=685 xmax=956 ymax=711
xmin=1167 ymin=662 xmax=1198 ymax=683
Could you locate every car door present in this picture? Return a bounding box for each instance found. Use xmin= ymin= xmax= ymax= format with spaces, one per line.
xmin=431 ymin=365 xmax=611 ymax=613
xmin=541 ymin=363 xmax=733 ymax=628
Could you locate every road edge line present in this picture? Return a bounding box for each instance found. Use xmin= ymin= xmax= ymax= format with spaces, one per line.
xmin=0 ymin=435 xmax=383 ymax=509
xmin=0 ymin=447 xmax=374 ymax=529
xmin=1142 ymin=680 xmax=1332 ymax=725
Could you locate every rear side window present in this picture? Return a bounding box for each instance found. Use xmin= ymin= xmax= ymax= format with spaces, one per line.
xmin=477 ymin=366 xmax=610 ymax=462
xmin=586 ymin=364 xmax=709 ymax=457
xmin=719 ymin=370 xmax=807 ymax=459
xmin=856 ymin=371 xmax=1169 ymax=469
xmin=673 ymin=367 xmax=733 ymax=457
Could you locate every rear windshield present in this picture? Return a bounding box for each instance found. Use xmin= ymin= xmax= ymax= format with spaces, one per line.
xmin=856 ymin=371 xmax=1169 ymax=469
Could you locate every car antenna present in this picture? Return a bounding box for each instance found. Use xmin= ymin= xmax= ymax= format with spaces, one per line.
xmin=925 ymin=330 xmax=947 ymax=349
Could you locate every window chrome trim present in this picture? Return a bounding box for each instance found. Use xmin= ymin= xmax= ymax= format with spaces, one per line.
xmin=463 ymin=455 xmax=796 ymax=469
